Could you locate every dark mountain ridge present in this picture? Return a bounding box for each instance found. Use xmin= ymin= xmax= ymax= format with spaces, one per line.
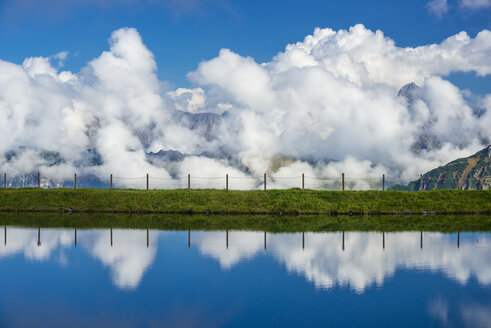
xmin=391 ymin=145 xmax=491 ymax=191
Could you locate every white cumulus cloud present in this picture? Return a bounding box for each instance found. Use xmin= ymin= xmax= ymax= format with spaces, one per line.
xmin=0 ymin=25 xmax=490 ymax=189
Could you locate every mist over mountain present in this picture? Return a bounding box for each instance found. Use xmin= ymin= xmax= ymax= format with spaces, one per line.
xmin=0 ymin=25 xmax=490 ymax=189
xmin=391 ymin=145 xmax=491 ymax=191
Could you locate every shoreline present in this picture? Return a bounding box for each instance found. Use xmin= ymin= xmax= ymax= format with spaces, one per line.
xmin=0 ymin=209 xmax=490 ymax=215
xmin=1 ymin=212 xmax=491 ymax=232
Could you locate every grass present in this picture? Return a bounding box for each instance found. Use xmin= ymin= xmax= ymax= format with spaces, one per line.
xmin=0 ymin=188 xmax=490 ymax=215
xmin=1 ymin=212 xmax=490 ymax=232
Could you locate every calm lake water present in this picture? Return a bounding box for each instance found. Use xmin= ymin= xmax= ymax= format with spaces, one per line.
xmin=1 ymin=225 xmax=490 ymax=327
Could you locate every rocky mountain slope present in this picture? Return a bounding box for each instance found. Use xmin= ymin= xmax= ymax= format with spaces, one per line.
xmin=172 ymin=110 xmax=222 ymax=141
xmin=391 ymin=145 xmax=491 ymax=191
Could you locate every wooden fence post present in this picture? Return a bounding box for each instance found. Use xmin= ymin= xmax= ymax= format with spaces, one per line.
xmin=110 ymin=174 xmax=113 ymax=192
xmin=226 ymin=174 xmax=229 ymax=191
xmin=38 ymin=172 xmax=40 ymax=189
xmin=264 ymin=173 xmax=267 ymax=191
xmin=146 ymin=173 xmax=149 ymax=191
xmin=4 ymin=173 xmax=6 ymax=191
xmin=342 ymin=173 xmax=345 ymax=191
xmin=420 ymin=174 xmax=423 ymax=191
xmin=74 ymin=174 xmax=77 ymax=190
xmin=302 ymin=173 xmax=305 ymax=191
xmin=382 ymin=174 xmax=385 ymax=191
xmin=188 ymin=174 xmax=190 ymax=191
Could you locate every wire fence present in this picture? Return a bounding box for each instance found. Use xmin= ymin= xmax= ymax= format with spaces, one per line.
xmin=1 ymin=172 xmax=478 ymax=191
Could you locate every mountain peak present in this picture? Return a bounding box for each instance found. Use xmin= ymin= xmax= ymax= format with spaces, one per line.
xmin=398 ymin=82 xmax=422 ymax=104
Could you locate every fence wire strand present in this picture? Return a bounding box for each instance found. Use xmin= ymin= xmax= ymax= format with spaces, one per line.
xmin=2 ymin=172 xmax=470 ymax=191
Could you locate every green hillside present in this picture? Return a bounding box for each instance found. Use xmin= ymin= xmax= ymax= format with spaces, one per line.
xmin=391 ymin=145 xmax=491 ymax=191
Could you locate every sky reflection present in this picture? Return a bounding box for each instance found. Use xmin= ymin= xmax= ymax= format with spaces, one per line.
xmin=1 ymin=227 xmax=490 ymax=293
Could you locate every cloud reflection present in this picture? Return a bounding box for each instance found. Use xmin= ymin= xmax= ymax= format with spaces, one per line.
xmin=1 ymin=227 xmax=490 ymax=293
xmin=461 ymin=303 xmax=491 ymax=328
xmin=0 ymin=227 xmax=158 ymax=290
xmin=192 ymin=231 xmax=264 ymax=269
xmin=0 ymin=227 xmax=73 ymax=261
xmin=81 ymin=229 xmax=158 ymax=290
xmin=194 ymin=231 xmax=491 ymax=292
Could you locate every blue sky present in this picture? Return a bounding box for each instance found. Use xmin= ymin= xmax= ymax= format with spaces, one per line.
xmin=0 ymin=0 xmax=490 ymax=186
xmin=0 ymin=0 xmax=490 ymax=92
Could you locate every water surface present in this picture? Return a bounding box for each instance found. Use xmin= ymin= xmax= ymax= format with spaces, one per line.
xmin=1 ymin=224 xmax=490 ymax=327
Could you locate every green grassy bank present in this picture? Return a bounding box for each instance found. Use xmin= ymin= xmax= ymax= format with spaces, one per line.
xmin=0 ymin=188 xmax=490 ymax=215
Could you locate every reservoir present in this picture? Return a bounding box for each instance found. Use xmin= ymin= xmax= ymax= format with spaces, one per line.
xmin=0 ymin=217 xmax=490 ymax=327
